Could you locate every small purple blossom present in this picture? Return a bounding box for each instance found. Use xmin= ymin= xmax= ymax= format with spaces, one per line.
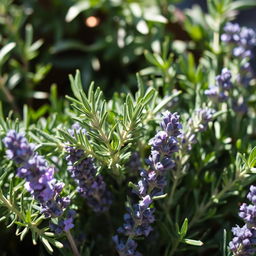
xmin=238 ymin=186 xmax=256 ymax=225
xmin=50 ymin=210 xmax=76 ymax=234
xmin=229 ymin=186 xmax=256 ymax=255
xmin=247 ymin=186 xmax=256 ymax=204
xmin=216 ymin=68 xmax=232 ymax=90
xmin=205 ymin=68 xmax=248 ymax=115
xmin=160 ymin=111 xmax=182 ymax=137
xmin=221 ymin=22 xmax=256 ymax=59
xmin=229 ymin=225 xmax=256 ymax=255
xmin=3 ymin=130 xmax=34 ymax=164
xmin=205 ymin=68 xmax=232 ymax=103
xmin=112 ymin=236 xmax=142 ymax=256
xmin=181 ymin=107 xmax=214 ymax=151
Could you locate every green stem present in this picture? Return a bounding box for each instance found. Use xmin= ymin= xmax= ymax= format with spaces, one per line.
xmin=167 ymin=151 xmax=184 ymax=207
xmin=169 ymin=238 xmax=180 ymax=256
xmin=65 ymin=230 xmax=80 ymax=256
xmin=0 ymin=76 xmax=20 ymax=115
xmin=168 ymin=174 xmax=180 ymax=207
xmin=213 ymin=30 xmax=220 ymax=54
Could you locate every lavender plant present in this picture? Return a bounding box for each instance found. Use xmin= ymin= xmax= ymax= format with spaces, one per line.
xmin=0 ymin=0 xmax=256 ymax=255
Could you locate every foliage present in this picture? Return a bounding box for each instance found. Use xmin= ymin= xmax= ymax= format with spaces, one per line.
xmin=0 ymin=0 xmax=256 ymax=255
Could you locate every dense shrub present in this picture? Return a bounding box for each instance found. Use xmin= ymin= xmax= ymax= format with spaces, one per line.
xmin=0 ymin=0 xmax=256 ymax=255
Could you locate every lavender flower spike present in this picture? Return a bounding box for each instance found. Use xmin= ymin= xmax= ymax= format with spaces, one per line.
xmin=3 ymin=130 xmax=34 ymax=164
xmin=114 ymin=111 xmax=182 ymax=256
xmin=180 ymin=107 xmax=215 ymax=151
xmin=229 ymin=185 xmax=256 ymax=255
xmin=205 ymin=68 xmax=232 ymax=103
xmin=3 ymin=130 xmax=75 ymax=234
xmin=221 ymin=22 xmax=256 ymax=59
xmin=66 ymin=124 xmax=112 ymax=212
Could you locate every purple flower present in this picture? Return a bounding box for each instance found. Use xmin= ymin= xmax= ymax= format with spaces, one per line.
xmin=114 ymin=112 xmax=182 ymax=255
xmin=229 ymin=225 xmax=256 ymax=255
xmin=222 ymin=22 xmax=256 ymax=59
xmin=247 ymin=186 xmax=256 ymax=204
xmin=66 ymin=126 xmax=112 ymax=213
xmin=3 ymin=130 xmax=34 ymax=164
xmin=205 ymin=68 xmax=232 ymax=103
xmin=160 ymin=111 xmax=182 ymax=137
xmin=205 ymin=85 xmax=221 ymax=102
xmin=50 ymin=210 xmax=76 ymax=234
xmin=139 ymin=195 xmax=152 ymax=209
xmin=113 ymin=236 xmax=142 ymax=256
xmin=222 ymin=23 xmax=256 ymax=89
xmin=216 ymin=68 xmax=232 ymax=90
xmin=229 ymin=186 xmax=256 ymax=255
xmin=221 ymin=23 xmax=241 ymax=43
xmin=181 ymin=107 xmax=214 ymax=151
xmin=3 ymin=130 xmax=74 ymax=234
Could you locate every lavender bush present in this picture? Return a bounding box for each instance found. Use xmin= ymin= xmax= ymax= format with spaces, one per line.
xmin=0 ymin=0 xmax=256 ymax=256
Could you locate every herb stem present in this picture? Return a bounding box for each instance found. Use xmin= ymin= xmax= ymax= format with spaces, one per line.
xmin=65 ymin=230 xmax=80 ymax=256
xmin=0 ymin=76 xmax=20 ymax=115
xmin=169 ymin=238 xmax=180 ymax=256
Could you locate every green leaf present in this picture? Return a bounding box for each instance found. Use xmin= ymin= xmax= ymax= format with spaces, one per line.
xmin=0 ymin=42 xmax=16 ymax=66
xmin=7 ymin=214 xmax=17 ymax=228
xmin=32 ymin=231 xmax=37 ymax=245
xmin=214 ymin=121 xmax=221 ymax=139
xmin=230 ymin=0 xmax=256 ymax=10
xmin=180 ymin=218 xmax=188 ymax=238
xmin=136 ymin=73 xmax=145 ymax=98
xmin=23 ymin=105 xmax=29 ymax=130
xmin=248 ymin=146 xmax=256 ymax=168
xmin=128 ymin=181 xmax=137 ymax=190
xmin=183 ymin=238 xmax=203 ymax=246
xmin=20 ymin=227 xmax=29 ymax=241
xmin=153 ymin=91 xmax=182 ymax=114
xmin=152 ymin=194 xmax=167 ymax=200
xmin=25 ymin=24 xmax=33 ymax=48
xmin=142 ymin=88 xmax=155 ymax=106
xmin=0 ymin=216 xmax=6 ymax=222
xmin=41 ymin=236 xmax=54 ymax=254
xmin=136 ymin=19 xmax=149 ymax=35
xmin=223 ymin=229 xmax=227 ymax=256
xmin=47 ymin=238 xmax=63 ymax=249
xmin=144 ymin=13 xmax=168 ymax=23
xmin=144 ymin=50 xmax=163 ymax=68
xmin=66 ymin=2 xmax=90 ymax=22
xmin=32 ymin=128 xmax=58 ymax=144
xmin=0 ymin=170 xmax=9 ymax=186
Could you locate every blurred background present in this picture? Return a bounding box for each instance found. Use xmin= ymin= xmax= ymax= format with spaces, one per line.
xmin=0 ymin=0 xmax=255 ymax=112
xmin=0 ymin=0 xmax=256 ymax=255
